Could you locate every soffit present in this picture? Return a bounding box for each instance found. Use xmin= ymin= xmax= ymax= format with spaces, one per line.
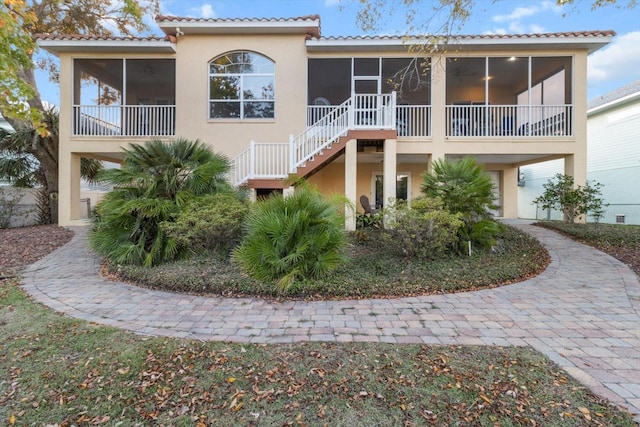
xmin=36 ymin=35 xmax=176 ymax=54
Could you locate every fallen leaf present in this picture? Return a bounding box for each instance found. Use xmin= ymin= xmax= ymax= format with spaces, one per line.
xmin=578 ymin=406 xmax=591 ymax=421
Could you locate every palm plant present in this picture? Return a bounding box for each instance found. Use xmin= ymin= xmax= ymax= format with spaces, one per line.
xmin=89 ymin=138 xmax=231 ymax=267
xmin=0 ymin=106 xmax=103 ymax=224
xmin=233 ymin=185 xmax=347 ymax=293
xmin=421 ymin=157 xmax=501 ymax=250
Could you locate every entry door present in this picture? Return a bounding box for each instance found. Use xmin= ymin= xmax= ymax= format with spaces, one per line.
xmin=373 ymin=173 xmax=410 ymax=209
xmin=352 ymin=57 xmax=381 ymax=127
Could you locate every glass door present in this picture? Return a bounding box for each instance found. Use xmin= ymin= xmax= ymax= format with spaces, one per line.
xmin=373 ymin=173 xmax=410 ymax=209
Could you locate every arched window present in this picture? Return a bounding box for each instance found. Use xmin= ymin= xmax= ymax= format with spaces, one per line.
xmin=209 ymin=51 xmax=275 ymax=119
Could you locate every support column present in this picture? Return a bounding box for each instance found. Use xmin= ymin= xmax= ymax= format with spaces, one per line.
xmin=344 ymin=139 xmax=357 ymax=231
xmin=564 ymin=153 xmax=588 ymax=223
xmin=502 ymin=167 xmax=518 ymax=218
xmin=383 ymin=138 xmax=397 ymax=227
xmin=58 ymin=152 xmax=81 ymax=226
xmin=427 ymin=150 xmax=446 ymax=174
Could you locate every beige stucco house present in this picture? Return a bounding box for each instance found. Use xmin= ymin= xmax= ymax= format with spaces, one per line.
xmin=37 ymin=15 xmax=613 ymax=228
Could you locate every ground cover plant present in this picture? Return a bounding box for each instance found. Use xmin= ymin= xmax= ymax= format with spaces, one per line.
xmin=115 ymin=224 xmax=549 ymax=299
xmin=1 ymin=280 xmax=636 ymax=426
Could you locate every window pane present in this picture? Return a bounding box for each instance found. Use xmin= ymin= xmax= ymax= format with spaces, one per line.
xmin=210 ymin=101 xmax=241 ymax=118
xmin=210 ymin=76 xmax=240 ymax=100
xmin=209 ymin=50 xmax=276 ymax=119
xmin=210 ymin=51 xmax=274 ymax=74
xmin=244 ymin=101 xmax=274 ymax=118
xmin=246 ymin=52 xmax=275 ymax=73
xmin=243 ymin=76 xmax=275 ymax=100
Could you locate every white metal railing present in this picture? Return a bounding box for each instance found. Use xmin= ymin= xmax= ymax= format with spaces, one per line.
xmin=446 ymin=104 xmax=573 ymax=137
xmin=307 ymin=106 xmax=335 ymax=126
xmin=396 ymin=105 xmax=431 ymax=137
xmin=73 ymin=105 xmax=176 ymax=137
xmin=351 ymin=93 xmax=396 ymax=129
xmin=232 ymin=141 xmax=290 ymax=186
xmin=293 ymin=97 xmax=352 ymax=170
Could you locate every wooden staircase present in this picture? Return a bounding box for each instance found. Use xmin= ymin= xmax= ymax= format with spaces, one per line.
xmin=233 ymin=92 xmax=398 ymax=190
xmin=246 ymin=129 xmax=397 ymax=190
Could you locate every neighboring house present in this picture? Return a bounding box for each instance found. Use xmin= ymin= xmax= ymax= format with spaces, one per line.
xmin=36 ymin=15 xmax=613 ymax=228
xmin=518 ymin=80 xmax=640 ymax=223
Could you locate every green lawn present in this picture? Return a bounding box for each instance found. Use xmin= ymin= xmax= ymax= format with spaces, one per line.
xmin=1 ymin=280 xmax=636 ymax=426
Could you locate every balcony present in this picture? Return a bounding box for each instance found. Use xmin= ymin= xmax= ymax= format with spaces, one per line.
xmin=72 ymin=58 xmax=176 ymax=138
xmin=73 ymin=105 xmax=176 ymax=137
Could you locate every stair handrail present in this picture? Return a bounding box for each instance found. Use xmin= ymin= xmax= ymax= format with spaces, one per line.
xmin=290 ymin=96 xmax=352 ymax=171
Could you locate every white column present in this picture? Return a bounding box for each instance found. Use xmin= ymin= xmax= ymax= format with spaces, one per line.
xmin=344 ymin=139 xmax=357 ymax=231
xmin=564 ymin=153 xmax=587 ymax=223
xmin=383 ymin=138 xmax=397 ymax=228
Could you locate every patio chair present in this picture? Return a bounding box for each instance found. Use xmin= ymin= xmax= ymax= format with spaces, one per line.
xmin=360 ymin=195 xmax=378 ymax=215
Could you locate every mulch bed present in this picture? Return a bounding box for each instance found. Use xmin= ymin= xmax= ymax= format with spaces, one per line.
xmin=0 ymin=225 xmax=74 ymax=279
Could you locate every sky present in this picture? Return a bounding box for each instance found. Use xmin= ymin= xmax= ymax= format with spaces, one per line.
xmin=36 ymin=0 xmax=640 ymax=104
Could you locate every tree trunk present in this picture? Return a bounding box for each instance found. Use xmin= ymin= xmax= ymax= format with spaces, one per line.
xmin=3 ymin=66 xmax=61 ymax=224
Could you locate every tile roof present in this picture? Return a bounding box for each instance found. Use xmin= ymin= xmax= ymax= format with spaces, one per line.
xmin=312 ymin=30 xmax=616 ymax=42
xmin=589 ymin=79 xmax=640 ymax=110
xmin=35 ymin=33 xmax=170 ymax=42
xmin=155 ymin=14 xmax=320 ymax=24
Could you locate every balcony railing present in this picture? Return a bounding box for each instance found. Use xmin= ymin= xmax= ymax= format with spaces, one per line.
xmin=72 ymin=105 xmax=176 ymax=137
xmin=308 ymin=104 xmax=431 ymax=137
xmin=446 ymin=104 xmax=573 ymax=137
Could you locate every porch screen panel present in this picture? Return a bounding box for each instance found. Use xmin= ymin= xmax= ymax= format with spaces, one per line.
xmin=73 ymin=59 xmax=123 ymax=135
xmin=308 ymin=58 xmax=351 ymax=105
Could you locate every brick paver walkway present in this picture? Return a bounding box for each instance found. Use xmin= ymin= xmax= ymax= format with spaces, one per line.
xmin=21 ymin=222 xmax=640 ymax=420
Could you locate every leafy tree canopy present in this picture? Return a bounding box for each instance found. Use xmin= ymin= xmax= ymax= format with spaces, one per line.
xmin=1 ymin=0 xmax=159 ymax=132
xmin=0 ymin=0 xmax=159 ymax=224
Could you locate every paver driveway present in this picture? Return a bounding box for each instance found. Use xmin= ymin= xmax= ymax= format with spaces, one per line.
xmin=21 ymin=222 xmax=640 ymax=420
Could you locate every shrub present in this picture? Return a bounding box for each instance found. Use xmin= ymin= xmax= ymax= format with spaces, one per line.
xmin=420 ymin=157 xmax=501 ymax=250
xmin=233 ymin=186 xmax=347 ymax=292
xmin=356 ymin=210 xmax=384 ymax=229
xmin=162 ymin=193 xmax=248 ymax=255
xmin=533 ymin=174 xmax=606 ymax=223
xmin=420 ymin=157 xmax=496 ymax=219
xmin=386 ymin=197 xmax=464 ymax=259
xmin=89 ymin=138 xmax=231 ymax=267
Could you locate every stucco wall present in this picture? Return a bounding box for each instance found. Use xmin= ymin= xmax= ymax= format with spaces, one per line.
xmin=174 ymin=33 xmax=309 ymax=158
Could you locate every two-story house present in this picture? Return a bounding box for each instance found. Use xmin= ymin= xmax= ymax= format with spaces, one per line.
xmin=37 ymin=15 xmax=613 ymax=228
